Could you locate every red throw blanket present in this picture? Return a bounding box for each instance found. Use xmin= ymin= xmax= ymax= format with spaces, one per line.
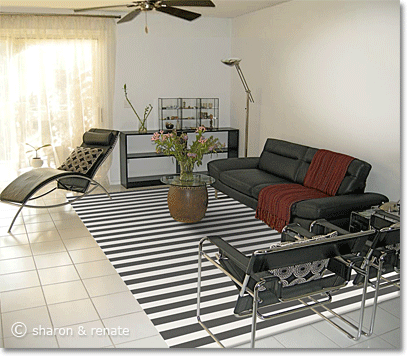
xmin=304 ymin=149 xmax=354 ymax=196
xmin=256 ymin=149 xmax=354 ymax=232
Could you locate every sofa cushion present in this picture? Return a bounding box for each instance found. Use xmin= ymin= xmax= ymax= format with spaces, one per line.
xmin=291 ymin=193 xmax=388 ymax=220
xmin=219 ymin=169 xmax=290 ymax=197
xmin=208 ymin=157 xmax=260 ymax=180
xmin=258 ymin=139 xmax=309 ymax=182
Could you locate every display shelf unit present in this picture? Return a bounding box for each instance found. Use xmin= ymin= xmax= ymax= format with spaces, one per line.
xmin=120 ymin=127 xmax=239 ymax=188
xmin=158 ymin=98 xmax=219 ymax=131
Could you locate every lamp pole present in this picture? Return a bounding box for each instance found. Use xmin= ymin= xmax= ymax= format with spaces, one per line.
xmin=222 ymin=58 xmax=254 ymax=157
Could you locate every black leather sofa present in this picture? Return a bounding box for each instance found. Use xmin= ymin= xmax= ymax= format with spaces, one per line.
xmin=208 ymin=138 xmax=388 ymax=229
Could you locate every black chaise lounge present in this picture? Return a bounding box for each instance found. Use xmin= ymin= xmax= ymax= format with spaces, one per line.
xmin=0 ymin=128 xmax=119 ymax=232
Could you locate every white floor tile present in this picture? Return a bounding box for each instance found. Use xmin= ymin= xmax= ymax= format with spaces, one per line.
xmin=378 ymin=298 xmax=400 ymax=318
xmin=92 ymin=291 xmax=142 ymax=319
xmin=33 ymin=251 xmax=73 ymax=269
xmin=27 ymin=229 xmax=61 ymax=243
xmin=38 ymin=265 xmax=80 ymax=285
xmin=55 ymin=320 xmax=113 ymax=348
xmin=102 ymin=311 xmax=159 ymax=345
xmin=0 ymin=256 xmax=36 ymax=275
xmin=273 ymin=324 xmax=341 ymax=348
xmin=3 ymin=332 xmax=59 ymax=348
xmin=0 ymin=233 xmax=29 ymax=248
xmin=48 ymin=299 xmax=100 ymax=328
xmin=63 ymin=237 xmax=98 ymax=251
xmin=378 ymin=328 xmax=400 ymax=348
xmin=43 ymin=280 xmax=89 ymax=305
xmin=82 ymin=274 xmax=128 ymax=298
xmin=235 ymin=336 xmax=285 ymax=349
xmin=30 ymin=240 xmax=66 ymax=256
xmin=348 ymin=335 xmax=396 ymax=349
xmin=50 ymin=211 xmax=82 ymax=221
xmin=75 ymin=260 xmax=118 ymax=279
xmin=0 ymin=286 xmax=46 ymax=313
xmin=0 ymin=244 xmax=32 ymax=261
xmin=68 ymin=247 xmax=107 ymax=264
xmin=53 ymin=218 xmax=86 ymax=231
xmin=1 ymin=225 xmax=27 ymax=235
xmin=346 ymin=305 xmax=400 ymax=336
xmin=24 ymin=221 xmax=56 ymax=233
xmin=0 ymin=270 xmax=40 ymax=293
xmin=58 ymin=227 xmax=92 ymax=240
xmin=115 ymin=334 xmax=168 ymax=348
xmin=2 ymin=306 xmax=52 ymax=338
xmin=23 ymin=213 xmax=53 ymax=224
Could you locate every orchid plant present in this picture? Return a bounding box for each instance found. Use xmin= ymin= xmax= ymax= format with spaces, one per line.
xmin=151 ymin=126 xmax=224 ymax=181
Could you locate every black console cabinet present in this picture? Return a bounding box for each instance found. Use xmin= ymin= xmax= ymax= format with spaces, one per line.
xmin=120 ymin=127 xmax=239 ymax=188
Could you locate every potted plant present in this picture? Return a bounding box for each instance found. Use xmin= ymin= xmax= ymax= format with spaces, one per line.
xmin=151 ymin=126 xmax=224 ymax=181
xmin=26 ymin=143 xmax=51 ymax=168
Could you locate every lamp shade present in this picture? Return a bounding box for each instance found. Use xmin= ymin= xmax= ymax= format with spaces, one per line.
xmin=221 ymin=58 xmax=241 ymax=66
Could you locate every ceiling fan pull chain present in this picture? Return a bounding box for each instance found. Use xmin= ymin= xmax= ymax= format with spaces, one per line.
xmin=144 ymin=11 xmax=149 ymax=34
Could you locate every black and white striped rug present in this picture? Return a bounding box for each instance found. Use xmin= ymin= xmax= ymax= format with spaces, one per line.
xmin=70 ymin=187 xmax=399 ymax=348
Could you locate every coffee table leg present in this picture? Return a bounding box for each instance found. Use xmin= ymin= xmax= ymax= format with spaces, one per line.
xmin=167 ymin=185 xmax=208 ymax=223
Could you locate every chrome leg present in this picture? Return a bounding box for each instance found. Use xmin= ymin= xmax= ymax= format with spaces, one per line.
xmin=368 ymin=255 xmax=385 ymax=336
xmin=5 ymin=175 xmax=111 ymax=232
xmin=197 ymin=238 xmax=225 ymax=348
xmin=250 ymin=283 xmax=260 ymax=348
xmin=7 ymin=204 xmax=25 ymax=233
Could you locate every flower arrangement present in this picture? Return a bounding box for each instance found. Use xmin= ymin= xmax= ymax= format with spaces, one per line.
xmin=123 ymin=84 xmax=153 ymax=133
xmin=151 ymin=126 xmax=224 ymax=181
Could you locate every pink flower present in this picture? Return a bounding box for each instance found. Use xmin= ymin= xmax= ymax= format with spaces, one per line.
xmin=198 ymin=137 xmax=207 ymax=144
xmin=208 ymin=146 xmax=214 ymax=151
xmin=196 ymin=126 xmax=206 ymax=133
xmin=187 ymin=153 xmax=197 ymax=157
xmin=151 ymin=132 xmax=160 ymax=141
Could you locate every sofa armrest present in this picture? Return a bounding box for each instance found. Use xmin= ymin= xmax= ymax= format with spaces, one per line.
xmin=292 ymin=193 xmax=388 ymax=220
xmin=207 ymin=157 xmax=260 ymax=180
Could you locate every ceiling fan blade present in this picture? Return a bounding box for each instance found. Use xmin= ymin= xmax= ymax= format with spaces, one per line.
xmin=74 ymin=4 xmax=135 ymax=12
xmin=160 ymin=1 xmax=215 ymax=7
xmin=117 ymin=8 xmax=142 ymax=24
xmin=156 ymin=6 xmax=201 ymax=21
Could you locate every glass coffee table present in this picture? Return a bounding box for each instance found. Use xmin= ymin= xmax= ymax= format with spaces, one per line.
xmin=161 ymin=173 xmax=215 ymax=223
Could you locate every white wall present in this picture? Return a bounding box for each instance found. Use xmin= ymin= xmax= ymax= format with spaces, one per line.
xmin=231 ymin=0 xmax=400 ymax=200
xmin=110 ymin=14 xmax=232 ymax=184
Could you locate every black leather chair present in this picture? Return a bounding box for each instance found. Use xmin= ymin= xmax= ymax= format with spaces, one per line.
xmin=0 ymin=128 xmax=119 ymax=232
xmin=197 ymin=229 xmax=375 ymax=348
xmin=310 ymin=218 xmax=400 ymax=337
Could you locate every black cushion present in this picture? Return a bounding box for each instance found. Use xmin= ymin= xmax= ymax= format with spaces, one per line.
xmin=258 ymin=139 xmax=309 ymax=182
xmin=83 ymin=131 xmax=113 ymax=146
xmin=292 ymin=193 xmax=388 ymax=220
xmin=208 ymin=157 xmax=260 ymax=180
xmin=219 ymin=169 xmax=290 ymax=197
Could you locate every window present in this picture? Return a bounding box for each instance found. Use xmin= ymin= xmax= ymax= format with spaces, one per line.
xmin=0 ymin=15 xmax=116 ymax=184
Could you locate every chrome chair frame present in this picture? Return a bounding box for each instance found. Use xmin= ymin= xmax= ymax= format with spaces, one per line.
xmin=310 ymin=219 xmax=400 ymax=338
xmin=197 ymin=231 xmax=374 ymax=348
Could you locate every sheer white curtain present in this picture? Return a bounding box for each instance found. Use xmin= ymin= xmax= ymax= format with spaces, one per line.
xmin=0 ymin=14 xmax=116 ymax=185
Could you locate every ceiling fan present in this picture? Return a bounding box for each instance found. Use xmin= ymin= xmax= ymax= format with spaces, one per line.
xmin=74 ymin=1 xmax=216 ymax=24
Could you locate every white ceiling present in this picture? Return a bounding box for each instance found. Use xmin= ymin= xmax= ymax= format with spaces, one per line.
xmin=0 ymin=1 xmax=290 ymax=18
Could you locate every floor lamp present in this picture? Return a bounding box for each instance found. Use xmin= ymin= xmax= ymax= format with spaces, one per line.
xmin=222 ymin=58 xmax=254 ymax=157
